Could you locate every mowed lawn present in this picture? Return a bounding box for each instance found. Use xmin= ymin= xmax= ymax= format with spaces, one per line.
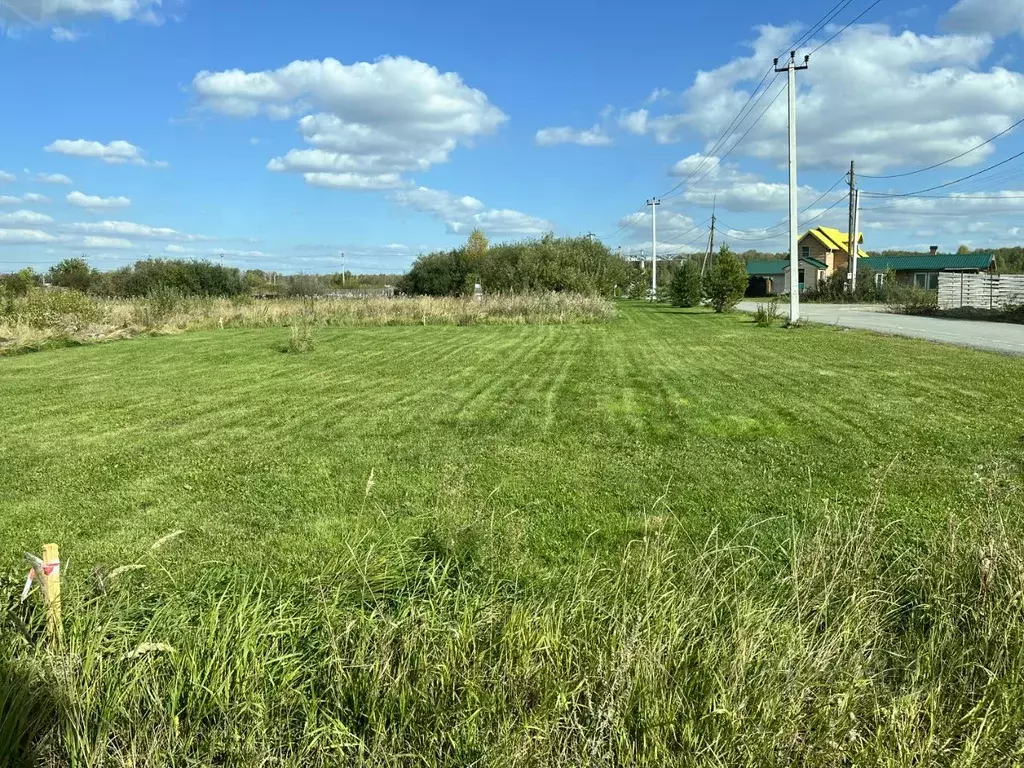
xmin=2 ymin=302 xmax=1022 ymax=570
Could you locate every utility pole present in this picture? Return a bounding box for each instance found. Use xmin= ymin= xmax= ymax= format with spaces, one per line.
xmin=775 ymin=51 xmax=809 ymax=323
xmin=341 ymin=252 xmax=346 ymax=287
xmin=851 ymin=190 xmax=861 ymax=293
xmin=708 ymin=195 xmax=717 ymax=272
xmin=647 ymin=198 xmax=660 ymax=300
xmin=847 ymin=160 xmax=856 ymax=292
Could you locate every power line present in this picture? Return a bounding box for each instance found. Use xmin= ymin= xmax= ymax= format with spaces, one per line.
xmin=790 ymin=0 xmax=857 ymax=52
xmin=657 ymin=67 xmax=778 ymax=200
xmin=861 ymin=149 xmax=1024 ymax=198
xmin=810 ymin=0 xmax=886 ymax=55
xmin=859 ymin=117 xmax=1024 ymax=180
xmin=663 ymin=78 xmax=787 ymax=201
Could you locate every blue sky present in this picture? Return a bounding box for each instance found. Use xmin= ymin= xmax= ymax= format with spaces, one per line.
xmin=1 ymin=0 xmax=1023 ymax=273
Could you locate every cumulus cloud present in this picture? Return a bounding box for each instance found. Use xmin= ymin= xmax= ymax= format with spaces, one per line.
xmin=51 ymin=26 xmax=80 ymax=41
xmin=619 ymin=24 xmax=1024 ymax=173
xmin=193 ymin=56 xmax=507 ymax=189
xmin=943 ymin=0 xmax=1024 ymax=38
xmin=0 ymin=170 xmax=15 ymax=183
xmin=36 ymin=172 xmax=73 ymax=184
xmin=391 ymin=185 xmax=552 ymax=236
xmin=64 ymin=220 xmax=208 ymax=242
xmin=67 ymin=191 xmax=132 ymax=209
xmin=301 ymin=172 xmax=405 ymax=190
xmin=45 ymin=139 xmax=164 ymax=166
xmin=0 ymin=228 xmax=58 ymax=244
xmin=82 ymin=235 xmax=134 ymax=249
xmin=0 ymin=210 xmax=54 ymax=225
xmin=667 ymin=153 xmax=824 ymax=213
xmin=23 ymin=193 xmax=51 ymax=203
xmin=535 ymin=125 xmax=612 ymax=147
xmin=1 ymin=0 xmax=162 ymax=24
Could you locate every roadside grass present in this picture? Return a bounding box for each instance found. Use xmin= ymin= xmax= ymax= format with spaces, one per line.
xmin=0 ymin=291 xmax=615 ymax=355
xmin=2 ymin=303 xmax=1024 ymax=764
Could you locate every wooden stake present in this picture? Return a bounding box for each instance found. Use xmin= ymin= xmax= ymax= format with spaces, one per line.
xmin=41 ymin=543 xmax=63 ymax=644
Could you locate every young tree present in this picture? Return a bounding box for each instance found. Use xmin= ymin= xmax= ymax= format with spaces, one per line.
xmin=466 ymin=228 xmax=489 ymax=260
xmin=704 ymin=245 xmax=748 ymax=313
xmin=668 ymin=259 xmax=703 ymax=307
xmin=956 ymin=244 xmax=971 ymax=255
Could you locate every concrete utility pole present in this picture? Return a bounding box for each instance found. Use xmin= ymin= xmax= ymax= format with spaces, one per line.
xmin=775 ymin=51 xmax=809 ymax=323
xmin=848 ymin=160 xmax=856 ymax=291
xmin=851 ymin=189 xmax=861 ymax=292
xmin=647 ymin=198 xmax=660 ymax=300
xmin=708 ymin=195 xmax=717 ymax=271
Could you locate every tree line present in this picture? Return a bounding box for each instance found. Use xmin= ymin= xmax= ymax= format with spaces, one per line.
xmin=0 ymin=259 xmax=397 ymax=298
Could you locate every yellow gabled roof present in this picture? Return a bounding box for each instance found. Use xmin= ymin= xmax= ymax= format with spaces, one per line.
xmin=803 ymin=226 xmax=865 ymax=254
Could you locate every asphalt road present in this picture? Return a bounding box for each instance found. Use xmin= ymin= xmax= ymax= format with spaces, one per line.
xmin=736 ymin=301 xmax=1024 ymax=356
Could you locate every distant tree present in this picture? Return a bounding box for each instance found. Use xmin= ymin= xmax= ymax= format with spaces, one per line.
xmin=48 ymin=257 xmax=95 ymax=292
xmin=957 ymin=244 xmax=971 ymax=255
xmin=668 ymin=259 xmax=703 ymax=307
xmin=704 ymin=245 xmax=748 ymax=313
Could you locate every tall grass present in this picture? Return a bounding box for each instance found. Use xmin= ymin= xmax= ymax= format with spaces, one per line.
xmin=0 ymin=290 xmax=617 ymax=355
xmin=3 ymin=511 xmax=1023 ymax=766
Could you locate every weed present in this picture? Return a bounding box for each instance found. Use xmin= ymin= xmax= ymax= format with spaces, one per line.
xmin=286 ymin=322 xmax=314 ymax=354
xmin=753 ymin=300 xmax=782 ymax=327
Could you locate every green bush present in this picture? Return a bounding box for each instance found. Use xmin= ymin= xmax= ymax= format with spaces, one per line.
xmin=0 ymin=268 xmax=40 ymax=298
xmin=401 ymin=235 xmax=629 ymax=298
xmin=704 ymin=246 xmax=749 ymax=313
xmin=2 ymin=287 xmax=101 ymax=329
xmin=399 ymin=248 xmax=473 ymax=297
xmin=48 ymin=258 xmax=96 ymax=293
xmin=884 ymin=281 xmax=938 ymax=315
xmin=668 ymin=259 xmax=703 ymax=307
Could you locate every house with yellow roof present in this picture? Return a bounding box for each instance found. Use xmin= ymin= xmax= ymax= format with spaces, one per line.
xmin=746 ymin=227 xmax=868 ymax=296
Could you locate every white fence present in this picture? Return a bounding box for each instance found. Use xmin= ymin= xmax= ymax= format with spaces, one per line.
xmin=938 ymin=273 xmax=1024 ymax=310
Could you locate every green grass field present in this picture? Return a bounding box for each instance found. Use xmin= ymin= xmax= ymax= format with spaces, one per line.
xmin=2 ymin=303 xmax=1021 ymax=568
xmin=3 ymin=303 xmax=1024 ymax=765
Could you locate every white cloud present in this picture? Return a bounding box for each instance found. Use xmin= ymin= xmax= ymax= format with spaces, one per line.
xmin=82 ymin=235 xmax=134 ymax=249
xmin=0 ymin=193 xmax=51 ymax=204
xmin=618 ymin=109 xmax=649 ymax=136
xmin=535 ymin=125 xmax=612 ymax=147
xmin=302 ymin=172 xmax=406 ymax=190
xmin=0 ymin=210 xmax=54 ymax=225
xmin=64 ymin=220 xmax=207 ymax=242
xmin=36 ymin=172 xmax=73 ymax=184
xmin=249 ymin=137 xmax=260 ymax=145
xmin=165 ymin=244 xmax=188 ymax=254
xmin=51 ymin=26 xmax=80 ymax=41
xmin=667 ymin=153 xmax=822 ymax=213
xmin=944 ymin=0 xmax=1024 ymax=38
xmin=0 ymin=228 xmax=57 ymax=245
xmin=67 ymin=190 xmax=132 ymax=209
xmin=45 ymin=139 xmax=163 ymax=166
xmin=391 ymin=185 xmax=551 ymax=236
xmin=626 ymin=24 xmax=1024 ymax=174
xmin=1 ymin=0 xmax=162 ymax=24
xmin=0 ymin=170 xmax=15 ymax=183
xmin=193 ymin=56 xmax=507 ymax=190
